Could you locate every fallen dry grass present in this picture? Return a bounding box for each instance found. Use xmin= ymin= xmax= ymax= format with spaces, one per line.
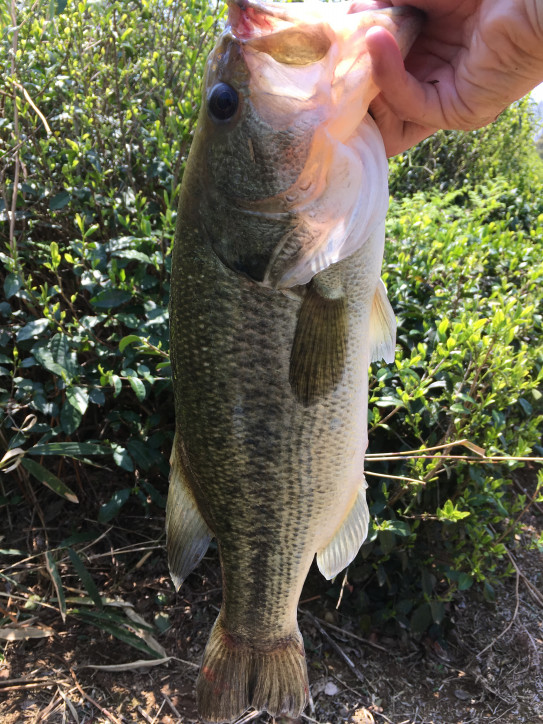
xmin=1 ymin=521 xmax=542 ymax=724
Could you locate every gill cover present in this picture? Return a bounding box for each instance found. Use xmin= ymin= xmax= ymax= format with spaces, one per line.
xmin=203 ymin=0 xmax=421 ymax=290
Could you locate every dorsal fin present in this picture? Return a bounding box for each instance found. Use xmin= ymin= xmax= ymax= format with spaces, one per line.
xmin=369 ymin=279 xmax=396 ymax=364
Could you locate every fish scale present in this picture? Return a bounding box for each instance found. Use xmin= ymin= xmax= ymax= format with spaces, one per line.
xmin=166 ymin=1 xmax=422 ymax=721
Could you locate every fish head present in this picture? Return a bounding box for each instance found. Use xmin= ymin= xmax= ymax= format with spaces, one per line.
xmin=195 ymin=0 xmax=422 ymax=287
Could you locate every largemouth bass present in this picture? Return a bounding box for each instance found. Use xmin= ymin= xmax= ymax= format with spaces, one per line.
xmin=167 ymin=2 xmax=421 ymax=721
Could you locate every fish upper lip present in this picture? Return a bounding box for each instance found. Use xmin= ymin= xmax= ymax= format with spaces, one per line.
xmin=228 ymin=0 xmax=298 ymax=22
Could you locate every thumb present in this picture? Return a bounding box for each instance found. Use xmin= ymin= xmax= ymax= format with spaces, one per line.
xmin=366 ymin=25 xmax=446 ymax=129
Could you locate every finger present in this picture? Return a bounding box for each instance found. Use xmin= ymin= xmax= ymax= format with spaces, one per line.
xmin=366 ymin=25 xmax=448 ymax=129
xmin=369 ymin=94 xmax=437 ymax=156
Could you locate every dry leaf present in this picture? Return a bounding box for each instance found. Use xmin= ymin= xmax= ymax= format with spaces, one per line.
xmin=324 ymin=681 xmax=340 ymax=696
xmin=0 ymin=626 xmax=54 ymax=640
xmin=84 ymin=657 xmax=173 ymax=672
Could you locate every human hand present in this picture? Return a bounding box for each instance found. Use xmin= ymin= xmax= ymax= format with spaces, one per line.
xmin=363 ymin=0 xmax=543 ymax=156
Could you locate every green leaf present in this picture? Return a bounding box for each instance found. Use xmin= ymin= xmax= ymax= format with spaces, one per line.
xmin=410 ymin=603 xmax=432 ymax=634
xmin=112 ymin=249 xmax=152 ymax=264
xmin=66 ymin=386 xmax=89 ymax=415
xmin=111 ymin=375 xmax=122 ymax=397
xmin=73 ymin=610 xmax=161 ymax=658
xmin=378 ymin=530 xmax=396 ymax=555
xmin=112 ymin=445 xmax=134 ymax=471
xmin=29 ymin=442 xmax=110 ymax=458
xmin=45 ymin=551 xmax=67 ymax=621
xmin=16 ymin=318 xmax=50 ymax=342
xmin=89 ymin=388 xmax=106 ymax=405
xmin=457 ymin=573 xmax=474 ymax=591
xmin=60 ymin=387 xmax=89 ymax=435
xmin=32 ymin=333 xmax=78 ymax=380
xmin=127 ymin=375 xmax=146 ymax=401
xmin=429 ymin=600 xmax=445 ymax=624
xmin=98 ymin=488 xmax=131 ymax=523
xmin=21 ymin=458 xmax=79 ymax=503
xmin=518 ymin=397 xmax=533 ymax=415
xmin=66 ymin=547 xmax=103 ymax=609
xmin=90 ymin=289 xmax=133 ymax=309
xmin=126 ymin=440 xmax=161 ymax=471
xmin=386 ymin=520 xmax=411 ymax=537
xmin=60 ymin=401 xmax=81 ymax=435
xmin=119 ymin=335 xmax=142 ymax=353
xmin=437 ymin=318 xmax=449 ymax=338
xmin=4 ymin=273 xmax=22 ymax=299
xmin=436 ymin=499 xmax=471 ymax=523
xmin=49 ymin=241 xmax=61 ymax=270
xmin=421 ymin=569 xmax=436 ymax=597
xmin=49 ymin=190 xmax=71 ymax=210
xmin=483 ymin=581 xmax=496 ymax=602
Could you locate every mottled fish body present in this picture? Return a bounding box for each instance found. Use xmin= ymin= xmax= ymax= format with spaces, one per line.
xmin=166 ymin=2 xmax=421 ymax=721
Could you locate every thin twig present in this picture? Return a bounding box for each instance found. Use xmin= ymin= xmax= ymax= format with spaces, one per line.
xmin=150 ymin=699 xmax=166 ymax=724
xmin=302 ymin=610 xmax=371 ymax=690
xmin=233 ymin=709 xmax=263 ymax=723
xmin=10 ymin=80 xmax=51 ymax=134
xmin=70 ymin=669 xmax=125 ymax=724
xmin=496 ymin=477 xmax=543 ymax=544
xmin=9 ymin=0 xmax=21 ymax=255
xmin=366 ymin=440 xmax=484 ymax=458
xmin=136 ymin=706 xmax=154 ymax=724
xmin=513 ymin=476 xmax=543 ymax=516
xmin=300 ymin=612 xmax=388 ymax=653
xmin=504 ymin=546 xmax=543 ymax=608
xmin=163 ymin=692 xmax=182 ymax=718
xmin=367 ymin=454 xmax=543 ymax=464
xmin=365 ymin=470 xmax=427 ymax=486
xmin=0 ymin=682 xmax=62 ymax=692
xmin=0 ymin=676 xmax=70 ymax=688
xmin=336 ymin=570 xmax=349 ymax=610
xmin=476 ymin=566 xmax=520 ymax=659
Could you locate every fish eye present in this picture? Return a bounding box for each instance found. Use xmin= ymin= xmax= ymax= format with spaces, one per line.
xmin=208 ymin=83 xmax=239 ymax=122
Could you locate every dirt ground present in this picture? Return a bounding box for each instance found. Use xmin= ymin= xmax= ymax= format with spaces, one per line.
xmin=1 ymin=503 xmax=542 ymax=724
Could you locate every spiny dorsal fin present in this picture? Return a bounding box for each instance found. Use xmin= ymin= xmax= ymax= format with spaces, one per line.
xmin=316 ymin=476 xmax=370 ymax=580
xmin=289 ymin=265 xmax=347 ymax=406
xmin=369 ymin=279 xmax=396 ymax=364
xmin=166 ymin=436 xmax=213 ymax=590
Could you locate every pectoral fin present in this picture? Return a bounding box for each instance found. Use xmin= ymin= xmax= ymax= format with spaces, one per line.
xmin=166 ymin=436 xmax=213 ymax=590
xmin=289 ymin=265 xmax=347 ymax=406
xmin=316 ymin=476 xmax=370 ymax=580
xmin=369 ymin=279 xmax=396 ymax=364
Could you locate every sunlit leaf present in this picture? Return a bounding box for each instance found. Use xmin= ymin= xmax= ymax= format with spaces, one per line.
xmin=21 ymin=458 xmax=79 ymax=503
xmin=66 ymin=547 xmax=103 ymax=609
xmin=45 ymin=551 xmax=67 ymax=621
xmin=98 ymin=488 xmax=131 ymax=523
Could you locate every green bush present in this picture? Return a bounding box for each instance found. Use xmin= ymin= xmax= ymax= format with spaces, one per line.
xmin=1 ymin=0 xmax=224 ymax=513
xmin=356 ymin=180 xmax=543 ymax=632
xmin=1 ymin=0 xmax=541 ymax=637
xmin=389 ymin=97 xmax=543 ymax=196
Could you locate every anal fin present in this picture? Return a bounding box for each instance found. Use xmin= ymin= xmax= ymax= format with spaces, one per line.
xmin=166 ymin=435 xmax=213 ymax=590
xmin=289 ymin=265 xmax=347 ymax=406
xmin=316 ymin=476 xmax=370 ymax=580
xmin=369 ymin=279 xmax=396 ymax=364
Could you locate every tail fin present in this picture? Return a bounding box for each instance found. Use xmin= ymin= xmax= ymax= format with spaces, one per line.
xmin=196 ymin=611 xmax=309 ymax=723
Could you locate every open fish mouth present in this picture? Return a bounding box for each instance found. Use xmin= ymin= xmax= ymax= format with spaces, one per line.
xmin=226 ymin=0 xmax=423 ymax=61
